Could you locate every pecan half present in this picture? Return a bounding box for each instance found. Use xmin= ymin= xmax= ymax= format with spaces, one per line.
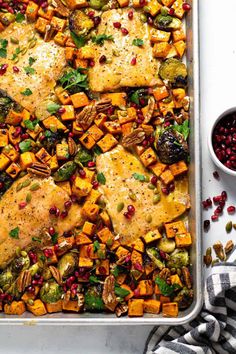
xmin=44 ymin=25 xmax=55 ymax=42
xmin=115 ymin=303 xmax=128 ymax=317
xmin=143 ymin=96 xmax=155 ymax=124
xmin=95 ymin=98 xmax=112 ymax=113
xmin=68 ymin=137 xmax=77 ymax=156
xmin=17 ymin=270 xmax=32 ymax=293
xmin=203 ymin=247 xmax=212 ymax=267
xmin=77 ymin=293 xmax=85 ymax=309
xmin=213 ymin=241 xmax=226 ymax=261
xmin=182 ymin=266 xmax=192 ymax=289
xmin=76 ymin=103 xmax=97 ymax=128
xmin=122 ymin=128 xmax=145 ymax=148
xmin=102 ymin=275 xmax=118 ymax=312
xmin=49 ymin=265 xmax=62 ymax=285
xmin=27 ymin=162 xmax=51 ymax=178
xmin=159 ymin=268 xmax=171 ymax=280
xmin=225 ymin=240 xmax=234 ymax=255
xmin=51 ymin=0 xmax=69 ymax=17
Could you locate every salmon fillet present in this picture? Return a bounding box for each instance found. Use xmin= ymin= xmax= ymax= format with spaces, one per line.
xmin=0 ymin=22 xmax=66 ymax=114
xmin=0 ymin=175 xmax=83 ymax=269
xmin=96 ymin=145 xmax=189 ymax=244
xmin=89 ymin=9 xmax=159 ymax=92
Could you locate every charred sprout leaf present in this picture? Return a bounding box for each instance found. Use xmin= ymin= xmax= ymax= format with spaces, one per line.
xmin=85 ymin=285 xmax=105 ymax=311
xmin=47 ymin=103 xmax=61 ymax=114
xmin=69 ymin=10 xmax=94 ymax=37
xmin=159 ymin=58 xmax=187 ymax=87
xmin=9 ymin=227 xmax=19 ymax=239
xmin=53 ymin=161 xmax=77 ymax=182
xmin=155 ymin=276 xmax=180 ymax=296
xmin=89 ymin=0 xmax=108 ymax=10
xmin=40 ymin=281 xmax=62 ymax=303
xmin=42 ymin=130 xmax=64 ymax=151
xmin=173 ymin=289 xmax=194 ymax=309
xmin=167 ymin=249 xmax=189 ymax=269
xmin=19 ymin=139 xmax=32 ymax=152
xmin=93 ymin=145 xmax=102 ymax=156
xmin=147 ymin=248 xmax=165 ymax=269
xmin=114 ymin=285 xmax=130 ymax=298
xmin=74 ymin=148 xmax=93 ymax=165
xmin=156 ymin=129 xmax=188 ymax=164
xmin=97 ymin=172 xmax=106 ymax=185
xmin=92 ymin=34 xmax=114 ymax=46
xmin=59 ymin=68 xmax=88 ymax=92
xmin=173 ymin=120 xmax=190 ymax=141
xmin=28 ymin=56 xmax=36 ymax=66
xmin=58 ymin=252 xmax=77 ymax=278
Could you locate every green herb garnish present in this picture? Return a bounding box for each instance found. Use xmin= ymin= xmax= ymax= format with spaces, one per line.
xmin=9 ymin=226 xmax=19 ymax=239
xmin=19 ymin=139 xmax=31 ymax=152
xmin=59 ymin=68 xmax=88 ymax=91
xmin=155 ymin=276 xmax=180 ymax=296
xmin=93 ymin=240 xmax=100 ymax=252
xmin=115 ymin=285 xmax=130 ymax=298
xmin=97 ymin=172 xmax=106 ymax=185
xmin=24 ymin=119 xmax=39 ymax=131
xmin=15 ymin=13 xmax=25 ymax=23
xmin=32 ymin=237 xmax=41 ymax=243
xmin=24 ymin=66 xmax=35 ymax=75
xmin=11 ymin=47 xmax=21 ymax=60
xmin=51 ymin=232 xmax=58 ymax=245
xmin=28 ymin=56 xmax=36 ymax=66
xmin=47 ymin=103 xmax=61 ymax=114
xmin=0 ymin=39 xmax=8 ymax=58
xmin=173 ymin=120 xmax=190 ymax=140
xmin=21 ymin=88 xmax=33 ymax=96
xmin=92 ymin=34 xmax=114 ymax=46
xmin=132 ymin=38 xmax=144 ymax=47
xmin=70 ymin=31 xmax=86 ymax=49
xmin=89 ymin=275 xmax=100 ymax=284
xmin=132 ymin=172 xmax=146 ymax=181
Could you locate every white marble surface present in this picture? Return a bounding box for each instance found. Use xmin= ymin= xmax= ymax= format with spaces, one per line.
xmin=2 ymin=0 xmax=236 ymax=353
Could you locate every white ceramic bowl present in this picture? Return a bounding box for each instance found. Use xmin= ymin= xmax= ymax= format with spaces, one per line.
xmin=208 ymin=107 xmax=236 ymax=176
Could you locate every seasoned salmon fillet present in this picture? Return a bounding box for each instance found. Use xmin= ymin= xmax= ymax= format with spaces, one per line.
xmin=89 ymin=9 xmax=159 ymax=92
xmin=0 ymin=175 xmax=83 ymax=269
xmin=0 ymin=22 xmax=66 ymax=114
xmin=96 ymin=145 xmax=189 ymax=244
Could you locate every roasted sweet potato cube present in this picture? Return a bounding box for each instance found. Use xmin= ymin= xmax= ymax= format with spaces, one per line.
xmin=79 ymin=46 xmax=95 ymax=59
xmin=0 ymin=22 xmax=5 ymax=32
xmin=169 ymin=160 xmax=188 ymax=177
xmin=153 ymin=42 xmax=171 ymax=58
xmin=26 ymin=1 xmax=39 ymax=21
xmin=147 ymin=0 xmax=162 ymax=16
xmin=57 ymin=236 xmax=75 ymax=256
xmin=116 ymin=273 xmax=127 ymax=285
xmin=104 ymin=121 xmax=122 ymax=134
xmin=86 ymin=189 xmax=101 ymax=204
xmin=4 ymin=301 xmax=26 ymax=315
xmin=55 ymin=86 xmax=71 ymax=105
xmin=97 ymin=227 xmax=113 ymax=244
xmin=96 ymin=259 xmax=110 ymax=275
xmin=43 ymin=116 xmax=67 ymax=131
xmin=150 ymin=29 xmax=171 ymax=43
xmin=89 ymin=243 xmax=106 ymax=260
xmin=128 ymin=238 xmax=145 ymax=253
xmin=66 ymin=0 xmax=88 ymax=9
xmin=142 ymin=229 xmax=162 ymax=243
xmin=175 ymin=233 xmax=192 ymax=248
xmin=20 ymin=152 xmax=36 ymax=170
xmin=162 ymin=302 xmax=179 ymax=317
xmin=56 ymin=143 xmax=69 ymax=161
xmin=2 ymin=145 xmax=19 ymax=162
xmin=102 ymin=92 xmax=127 ymax=106
xmin=36 ymin=147 xmax=51 ymax=164
xmin=149 ymin=161 xmax=167 ymax=177
xmin=169 ymin=274 xmax=183 ymax=287
xmin=38 ymin=5 xmax=55 ymax=20
xmin=172 ymin=27 xmax=186 ymax=42
xmin=140 ymin=148 xmax=157 ymax=167
xmin=80 ymin=132 xmax=96 ymax=150
xmin=22 ymin=286 xmax=40 ymax=303
xmin=8 ymin=126 xmax=21 ymax=145
xmin=72 ymin=176 xmax=92 ymax=197
xmin=117 ymin=0 xmax=129 ymax=7
xmin=82 ymin=221 xmax=96 ymax=236
xmin=60 ymin=105 xmax=75 ymax=121
xmin=174 ymin=40 xmax=186 ymax=58
xmin=162 ymin=0 xmax=175 ymax=6
xmin=74 ymin=58 xmax=88 ymax=69
xmin=165 ymin=221 xmax=186 ymax=238
xmin=137 ymin=280 xmax=153 ymax=296
xmin=46 ymin=300 xmax=62 ymax=313
xmin=128 ymin=299 xmax=144 ymax=317
xmin=50 ymin=155 xmax=59 ymax=171
xmin=131 ymin=250 xmax=143 ymax=271
xmin=120 ymin=284 xmax=133 ymax=301
xmin=97 ymin=134 xmax=118 ymax=152
xmin=81 ymin=201 xmax=99 ymax=221
xmin=6 ymin=162 xmax=21 ymax=178
xmin=75 ymin=231 xmax=92 ymax=246
xmin=0 ymin=153 xmax=10 ymax=171
xmin=94 ymin=113 xmax=107 ymax=128
xmin=0 ymin=129 xmax=8 ymax=147
xmin=153 ymin=86 xmax=169 ymax=102
xmin=5 ymin=110 xmax=23 ymax=125
xmin=134 ymin=144 xmax=145 ymax=156
xmin=62 ymin=299 xmax=81 ymax=312
xmin=34 ymin=17 xmax=50 ymax=33
xmin=72 ymin=121 xmax=83 ymax=136
xmin=27 ymin=299 xmax=47 ymax=316
xmin=99 ymin=211 xmax=111 ymax=228
xmin=116 ymin=246 xmax=130 ymax=260
xmin=54 ymin=31 xmax=68 ymax=46
xmin=56 ymin=181 xmax=71 ymax=195
xmin=86 ymin=124 xmax=104 ymax=142
xmin=145 ymin=261 xmax=157 ymax=276
xmin=171 ymin=0 xmax=184 ymax=19
xmin=51 ymin=16 xmax=66 ymax=31
xmin=117 ymin=107 xmax=136 ymax=124
xmin=110 ymin=239 xmax=120 ymax=251
xmin=144 ymin=299 xmax=161 ymax=314
xmin=121 ymin=122 xmax=133 ymax=136
xmin=70 ymin=92 xmax=89 ymax=108
xmin=160 ymin=169 xmax=174 ymax=185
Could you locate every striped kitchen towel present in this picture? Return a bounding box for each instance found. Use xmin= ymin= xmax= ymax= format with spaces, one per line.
xmin=144 ymin=263 xmax=236 ymax=354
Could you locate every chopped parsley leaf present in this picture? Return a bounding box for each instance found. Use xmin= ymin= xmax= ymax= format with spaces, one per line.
xmin=21 ymin=88 xmax=32 ymax=96
xmin=9 ymin=227 xmax=19 ymax=239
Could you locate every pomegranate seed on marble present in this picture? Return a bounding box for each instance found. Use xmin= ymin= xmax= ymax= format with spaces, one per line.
xmin=227 ymin=206 xmax=236 ymax=214
xmin=211 ymin=215 xmax=218 ymax=221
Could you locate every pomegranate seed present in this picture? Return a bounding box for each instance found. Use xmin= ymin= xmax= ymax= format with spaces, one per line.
xmin=87 ymin=161 xmax=95 ymax=168
xmin=134 ymin=262 xmax=142 ymax=271
xmin=213 ymin=196 xmax=221 ymax=204
xmin=211 ymin=215 xmax=218 ymax=221
xmin=0 ymin=64 xmax=8 ymax=76
xmin=93 ymin=16 xmax=101 ymax=26
xmin=169 ymin=182 xmax=175 ymax=192
xmin=41 ymin=1 xmax=48 ymax=8
xmin=27 ymin=286 xmax=35 ymax=294
xmin=49 ymin=226 xmax=55 ymax=236
xmin=164 ymin=121 xmax=171 ymax=128
xmin=21 ymin=133 xmax=29 ymax=140
xmin=125 ymin=255 xmax=131 ymax=263
xmin=54 ymin=244 xmax=59 ymax=252
xmin=128 ymin=10 xmax=133 ymax=19
xmin=44 ymin=249 xmax=53 ymax=258
xmin=88 ymin=59 xmax=95 ymax=67
xmin=98 ymin=266 xmax=106 ymax=275
xmin=215 ymin=206 xmax=223 ymax=215
xmin=227 ymin=206 xmax=236 ymax=214
xmin=121 ymin=28 xmax=129 ymax=35
xmin=134 ymin=288 xmax=140 ymax=297
xmin=139 ymin=0 xmax=145 ymax=5
xmin=131 ymin=57 xmax=136 ymax=65
xmin=6 ymin=295 xmax=12 ymax=302
xmin=203 ymin=220 xmax=210 ymax=231
xmin=13 ymin=66 xmax=19 ymax=73
xmin=202 ymin=201 xmax=208 ymax=209
xmin=161 ymin=187 xmax=170 ymax=195
xmin=113 ymin=22 xmax=121 ymax=28
xmin=99 ymin=55 xmax=107 ymax=64
xmin=182 ymin=2 xmax=191 ymax=11
xmin=66 ymin=276 xmax=75 ymax=288
xmin=221 ymin=191 xmax=227 ymax=200
xmin=92 ymin=180 xmax=99 ymax=189
xmin=219 ymin=200 xmax=225 ymax=208
xmin=169 ymin=8 xmax=175 ymax=15
xmin=88 ymin=10 xmax=95 ymax=17
xmin=49 ymin=205 xmax=57 ymax=215
xmin=124 ymin=211 xmax=132 ymax=219
xmin=19 ymin=201 xmax=27 ymax=209
xmin=79 ymin=169 xmax=86 ymax=178
xmin=58 ymin=107 xmax=66 ymax=114
xmin=68 ymin=132 xmax=74 ymax=138
xmin=64 ymin=200 xmax=72 ymax=210
xmin=142 ymin=139 xmax=148 ymax=147
xmin=71 ymin=194 xmax=77 ymax=203
xmin=34 ymin=273 xmax=41 ymax=280
xmin=151 ymin=175 xmax=157 ymax=185
xmin=60 ymin=210 xmax=68 ymax=219
xmin=206 ymin=198 xmax=212 ymax=207
xmin=147 ymin=16 xmax=153 ymax=25
xmin=159 ymin=250 xmax=167 ymax=260
xmin=127 ymin=205 xmax=135 ymax=215
xmin=0 ymin=182 xmax=4 ymax=190
xmin=64 ymin=230 xmax=72 ymax=237
xmin=213 ymin=171 xmax=220 ymax=179
xmin=0 ymin=293 xmax=7 ymax=301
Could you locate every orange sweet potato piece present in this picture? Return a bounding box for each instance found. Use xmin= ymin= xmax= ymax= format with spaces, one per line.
xmin=175 ymin=233 xmax=192 ymax=248
xmin=27 ymin=299 xmax=47 ymax=316
xmin=162 ymin=302 xmax=179 ymax=317
xmin=4 ymin=301 xmax=26 ymax=315
xmin=137 ymin=280 xmax=153 ymax=296
xmin=165 ymin=220 xmax=187 ymax=238
xmin=46 ymin=300 xmax=62 ymax=313
xmin=128 ymin=299 xmax=144 ymax=317
xmin=62 ymin=299 xmax=81 ymax=312
xmin=144 ymin=299 xmax=161 ymax=314
xmin=169 ymin=160 xmax=188 ymax=177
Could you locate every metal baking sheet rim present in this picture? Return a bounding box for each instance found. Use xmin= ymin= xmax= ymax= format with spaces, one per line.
xmin=0 ymin=0 xmax=202 ymax=325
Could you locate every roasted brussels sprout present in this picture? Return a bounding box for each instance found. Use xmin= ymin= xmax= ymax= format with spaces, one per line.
xmin=53 ymin=161 xmax=77 ymax=182
xmin=85 ymin=285 xmax=105 ymax=311
xmin=89 ymin=0 xmax=108 ymax=10
xmin=40 ymin=281 xmax=63 ymax=304
xmin=74 ymin=147 xmax=93 ymax=165
xmin=156 ymin=129 xmax=188 ymax=164
xmin=157 ymin=238 xmax=176 ymax=254
xmin=58 ymin=252 xmax=77 ymax=278
xmin=41 ymin=130 xmax=65 ymax=152
xmin=154 ymin=14 xmax=182 ymax=31
xmin=159 ymin=58 xmax=187 ymax=87
xmin=11 ymin=255 xmax=30 ymax=273
xmin=174 ymin=289 xmax=194 ymax=309
xmin=0 ymin=90 xmax=22 ymax=122
xmin=69 ymin=10 xmax=94 ymax=36
xmin=0 ymin=267 xmax=14 ymax=291
xmin=167 ymin=249 xmax=189 ymax=269
xmin=0 ymin=172 xmax=13 ymax=197
xmin=146 ymin=248 xmax=165 ymax=270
